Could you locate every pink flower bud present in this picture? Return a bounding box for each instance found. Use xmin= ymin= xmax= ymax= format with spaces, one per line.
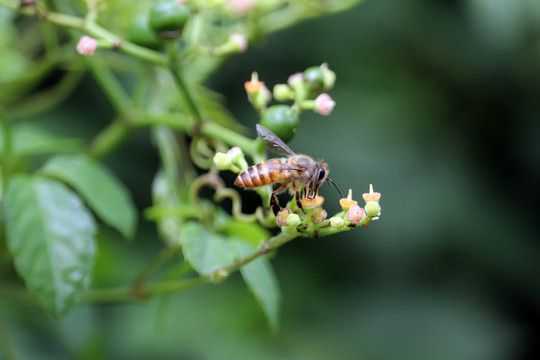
xmin=227 ymin=146 xmax=243 ymax=159
xmin=287 ymin=72 xmax=304 ymax=88
xmin=231 ymin=0 xmax=254 ymax=15
xmin=76 ymin=36 xmax=98 ymax=56
xmin=346 ymin=205 xmax=365 ymax=224
xmin=276 ymin=208 xmax=291 ymax=226
xmin=315 ymin=93 xmax=335 ymax=115
xmin=312 ymin=207 xmax=327 ymax=224
xmin=229 ymin=33 xmax=248 ymax=53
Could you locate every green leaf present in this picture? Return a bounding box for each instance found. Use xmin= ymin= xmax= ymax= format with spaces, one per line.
xmin=230 ymin=239 xmax=280 ymax=329
xmin=41 ymin=154 xmax=137 ymax=239
xmin=0 ymin=123 xmax=83 ymax=157
xmin=3 ymin=175 xmax=96 ymax=316
xmin=220 ymin=219 xmax=271 ymax=247
xmin=180 ymin=222 xmax=234 ymax=275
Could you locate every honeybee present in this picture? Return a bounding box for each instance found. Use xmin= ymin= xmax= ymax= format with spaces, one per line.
xmin=234 ymin=124 xmax=343 ymax=215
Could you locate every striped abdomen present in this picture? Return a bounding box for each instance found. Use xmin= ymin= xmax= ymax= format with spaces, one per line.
xmin=234 ymin=159 xmax=297 ymax=188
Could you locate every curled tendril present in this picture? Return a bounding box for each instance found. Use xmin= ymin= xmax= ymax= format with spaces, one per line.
xmin=189 ymin=136 xmax=226 ymax=169
xmin=189 ymin=172 xmax=225 ymax=213
xmin=214 ymin=187 xmax=257 ymax=222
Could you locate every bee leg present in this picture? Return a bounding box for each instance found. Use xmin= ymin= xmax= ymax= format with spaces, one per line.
xmin=270 ymin=194 xmax=281 ymax=216
xmin=270 ymin=182 xmax=290 ymax=216
xmin=295 ymin=191 xmax=305 ymax=214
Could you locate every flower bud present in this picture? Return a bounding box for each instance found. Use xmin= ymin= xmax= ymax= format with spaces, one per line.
xmin=213 ymin=152 xmax=232 ymax=170
xmin=209 ymin=268 xmax=229 ymax=283
xmin=346 ymin=205 xmax=365 ymax=224
xmin=230 ymin=0 xmax=254 ymax=15
xmin=285 ymin=213 xmax=301 ymax=227
xmin=287 ymin=72 xmax=304 ymax=89
xmin=364 ymin=201 xmax=381 ymax=217
xmin=76 ymin=36 xmax=97 ymax=56
xmin=321 ymin=63 xmax=336 ymax=90
xmin=276 ymin=208 xmax=291 ymax=226
xmin=273 ymin=84 xmax=295 ymax=101
xmin=315 ymin=93 xmax=335 ymax=116
xmin=228 ymin=33 xmax=248 ymax=53
xmin=312 ymin=207 xmax=327 ymax=223
xmin=330 ymin=216 xmax=345 ymax=229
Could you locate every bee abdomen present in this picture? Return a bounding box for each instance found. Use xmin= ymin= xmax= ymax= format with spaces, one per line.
xmin=235 ymin=162 xmax=277 ymax=188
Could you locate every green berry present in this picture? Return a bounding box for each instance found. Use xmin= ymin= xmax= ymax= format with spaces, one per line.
xmin=260 ymin=105 xmax=300 ymax=143
xmin=128 ymin=13 xmax=163 ymax=49
xmin=304 ymin=66 xmax=324 ymax=90
xmin=365 ymin=201 xmax=381 ymax=217
xmin=149 ymin=2 xmax=190 ymax=34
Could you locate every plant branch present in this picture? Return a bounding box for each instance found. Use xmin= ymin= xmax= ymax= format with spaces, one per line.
xmin=0 ymin=0 xmax=168 ymax=66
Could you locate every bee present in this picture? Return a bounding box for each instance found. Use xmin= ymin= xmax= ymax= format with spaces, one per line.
xmin=234 ymin=124 xmax=343 ymax=215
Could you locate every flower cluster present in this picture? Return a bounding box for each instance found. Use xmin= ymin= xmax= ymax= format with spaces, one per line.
xmin=274 ymin=185 xmax=382 ymax=235
xmin=245 ymin=63 xmax=337 ymax=144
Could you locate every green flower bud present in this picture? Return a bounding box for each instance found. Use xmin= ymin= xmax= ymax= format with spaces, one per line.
xmin=321 ymin=63 xmax=336 ymax=90
xmin=209 ymin=269 xmax=229 ymax=283
xmin=330 ymin=216 xmax=345 ymax=229
xmin=213 ymin=152 xmax=232 ymax=170
xmin=285 ymin=213 xmax=301 ymax=227
xmin=273 ymin=84 xmax=295 ymax=101
xmin=365 ymin=201 xmax=381 ymax=217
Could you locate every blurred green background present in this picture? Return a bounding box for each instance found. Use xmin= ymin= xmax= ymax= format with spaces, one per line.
xmin=2 ymin=0 xmax=540 ymax=359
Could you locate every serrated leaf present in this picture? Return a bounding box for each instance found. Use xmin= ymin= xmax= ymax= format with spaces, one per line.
xmin=230 ymin=239 xmax=280 ymax=329
xmin=3 ymin=175 xmax=96 ymax=316
xmin=40 ymin=154 xmax=137 ymax=239
xmin=180 ymin=222 xmax=234 ymax=275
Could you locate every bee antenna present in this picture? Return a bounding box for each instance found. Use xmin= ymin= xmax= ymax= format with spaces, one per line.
xmin=327 ymin=178 xmax=344 ymax=198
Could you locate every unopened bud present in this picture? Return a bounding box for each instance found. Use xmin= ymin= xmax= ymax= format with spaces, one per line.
xmin=210 ymin=268 xmax=229 ymax=283
xmin=364 ymin=201 xmax=381 ymax=217
xmin=76 ymin=36 xmax=97 ymax=56
xmin=285 ymin=213 xmax=301 ymax=227
xmin=312 ymin=207 xmax=327 ymax=223
xmin=228 ymin=33 xmax=248 ymax=53
xmin=276 ymin=208 xmax=291 ymax=226
xmin=213 ymin=152 xmax=232 ymax=170
xmin=315 ymin=93 xmax=335 ymax=116
xmin=330 ymin=216 xmax=345 ymax=229
xmin=321 ymin=63 xmax=336 ymax=90
xmin=273 ymin=84 xmax=295 ymax=101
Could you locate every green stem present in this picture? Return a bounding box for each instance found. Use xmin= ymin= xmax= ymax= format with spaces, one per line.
xmin=86 ymin=118 xmax=132 ymax=159
xmin=86 ymin=58 xmax=131 ymax=114
xmin=82 ymin=231 xmax=298 ymax=303
xmin=132 ymin=245 xmax=180 ymax=292
xmin=0 ymin=0 xmax=168 ymax=66
xmin=166 ymin=40 xmax=203 ymax=123
xmin=132 ymin=113 xmax=257 ymax=157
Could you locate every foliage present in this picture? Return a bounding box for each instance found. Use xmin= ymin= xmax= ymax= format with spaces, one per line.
xmin=0 ymin=0 xmax=378 ymax=342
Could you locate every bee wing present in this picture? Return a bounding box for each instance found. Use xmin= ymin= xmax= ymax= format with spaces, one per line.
xmin=256 ymin=124 xmax=297 ymax=157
